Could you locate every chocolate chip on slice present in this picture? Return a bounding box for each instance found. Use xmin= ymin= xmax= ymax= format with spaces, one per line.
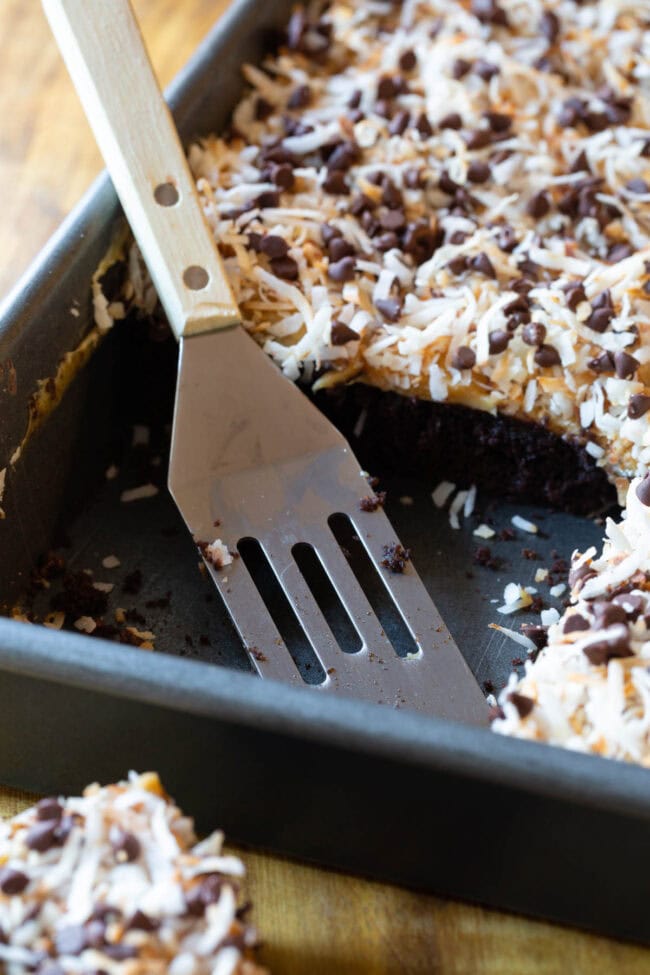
xmin=375 ymin=232 xmax=399 ymax=252
xmin=570 ymin=149 xmax=590 ymax=174
xmin=327 ymin=256 xmax=356 ymax=282
xmin=328 ymin=237 xmax=355 ymax=262
xmin=36 ymin=797 xmax=63 ymax=821
xmin=522 ymin=322 xmax=546 ymax=346
xmin=613 ymin=350 xmax=639 ymax=379
xmin=483 ymin=111 xmax=511 ymax=132
xmin=565 ymin=283 xmax=586 ymax=311
xmin=607 ymin=242 xmax=633 ymax=263
xmin=389 ymin=110 xmax=410 ymax=136
xmin=464 ymin=129 xmax=492 ymax=150
xmin=503 ymin=294 xmax=530 ymax=316
xmin=526 ymin=191 xmax=551 ymax=218
xmin=439 ymin=112 xmax=462 ymax=130
xmin=592 ymin=601 xmax=627 ymax=629
xmin=626 ymin=178 xmax=649 ymax=195
xmin=521 ymin=624 xmax=548 ymax=650
xmin=0 ymin=867 xmax=29 ymax=895
xmin=403 ymin=166 xmax=423 ymax=189
xmin=403 ymin=220 xmax=439 ymax=263
xmin=25 ymin=820 xmax=59 ymax=853
xmin=110 ymin=828 xmax=141 ymax=863
xmin=327 ymin=141 xmax=359 ymax=172
xmin=534 ymin=344 xmax=560 ymax=367
xmin=508 ymin=692 xmax=535 ymax=719
xmin=470 ymin=252 xmax=496 ymax=278
xmin=636 ymin=472 xmax=650 ymax=506
xmin=585 ymin=307 xmax=613 ymax=333
xmin=467 ymin=160 xmax=491 ymax=183
xmin=269 ymin=162 xmax=295 ymax=190
xmin=452 ymin=58 xmax=472 ymax=79
xmin=375 ymin=297 xmax=403 ymax=322
xmin=381 ymin=180 xmax=403 ymax=208
xmin=588 ymin=351 xmax=615 ymax=374
xmin=452 ymin=346 xmax=476 ymax=370
xmin=330 ymin=321 xmax=359 ymax=345
xmin=323 ymin=170 xmax=348 ymax=194
xmin=254 ymin=190 xmax=280 ymax=209
xmin=563 ymin=614 xmax=589 ymax=634
xmin=488 ymin=329 xmax=510 ymax=354
xmin=497 ymin=225 xmax=517 ymax=252
xmin=287 ymin=84 xmax=311 ymax=109
xmin=399 ymin=49 xmax=417 ymax=71
xmin=126 ymin=910 xmax=160 ymax=932
xmin=471 ymin=0 xmax=508 ymax=26
xmin=260 ymin=235 xmax=289 ymax=259
xmin=380 ymin=208 xmax=406 ymax=231
xmin=321 ymin=224 xmax=341 ymax=245
xmin=540 ymin=10 xmax=560 ymax=42
xmin=628 ymin=394 xmax=650 ymax=419
xmin=447 ymin=256 xmax=469 ymax=275
xmin=103 ymin=944 xmax=138 ymax=961
xmin=270 ymin=256 xmax=299 ymax=281
xmin=415 ymin=113 xmax=433 ymax=137
xmin=582 ymin=624 xmax=632 ymax=665
xmin=254 ymin=96 xmax=273 ymax=121
xmin=474 ymin=59 xmax=499 ymax=80
xmin=568 ymin=562 xmax=597 ymax=589
xmin=377 ymin=76 xmax=398 ymax=100
xmin=612 ymin=593 xmax=645 ymax=620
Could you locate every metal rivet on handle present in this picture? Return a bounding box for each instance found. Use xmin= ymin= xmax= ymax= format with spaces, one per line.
xmin=183 ymin=265 xmax=210 ymax=290
xmin=153 ymin=181 xmax=180 ymax=206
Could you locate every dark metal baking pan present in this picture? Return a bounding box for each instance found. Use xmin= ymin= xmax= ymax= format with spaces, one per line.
xmin=0 ymin=0 xmax=648 ymax=944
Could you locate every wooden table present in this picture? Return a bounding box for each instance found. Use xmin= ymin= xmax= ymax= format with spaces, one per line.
xmin=0 ymin=2 xmax=648 ymax=971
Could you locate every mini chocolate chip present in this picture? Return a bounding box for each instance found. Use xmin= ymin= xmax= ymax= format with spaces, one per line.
xmin=375 ymin=232 xmax=399 ymax=251
xmin=488 ymin=329 xmax=510 ymax=354
xmin=403 ymin=220 xmax=439 ymax=263
xmin=36 ymin=797 xmax=63 ymax=821
xmin=84 ymin=920 xmax=106 ymax=949
xmin=103 ymin=944 xmax=138 ymax=961
xmin=260 ymin=235 xmax=289 ymax=259
xmin=452 ymin=58 xmax=471 ymax=80
xmin=110 ymin=828 xmax=141 ymax=863
xmin=483 ymin=111 xmax=511 ymax=133
xmin=330 ymin=321 xmax=359 ymax=345
xmin=636 ymin=472 xmax=650 ymax=506
xmin=471 ymin=252 xmax=496 ymax=278
xmin=588 ymin=351 xmax=615 ymax=374
xmin=585 ymin=308 xmax=613 ymax=333
xmin=570 ymin=149 xmax=590 ymax=174
xmin=327 ymin=257 xmax=356 ymax=282
xmin=614 ymin=350 xmax=639 ymax=379
xmin=521 ymin=624 xmax=548 ymax=650
xmin=464 ymin=129 xmax=492 ymax=150
xmin=348 ymin=89 xmax=362 ymax=109
xmin=0 ymin=867 xmax=29 ymax=895
xmin=380 ymin=208 xmax=406 ymax=231
xmin=126 ymin=910 xmax=160 ymax=932
xmin=399 ymin=49 xmax=417 ymax=71
xmin=497 ymin=226 xmax=517 ymax=252
xmin=583 ymin=624 xmax=632 ymax=665
xmin=328 ymin=237 xmax=355 ymax=262
xmin=186 ymin=875 xmax=224 ymax=916
xmin=403 ymin=167 xmax=423 ymax=189
xmin=471 ymin=0 xmax=508 ymax=25
xmin=474 ymin=59 xmax=499 ymax=80
xmin=628 ymin=394 xmax=650 ymax=419
xmin=503 ymin=294 xmax=530 ymax=315
xmin=269 ymin=162 xmax=295 ymax=190
xmin=540 ymin=10 xmax=560 ymax=42
xmin=270 ymin=256 xmax=299 ymax=280
xmin=592 ymin=601 xmax=627 ymax=629
xmin=626 ymin=178 xmax=649 ymax=195
xmin=323 ymin=170 xmax=348 ymax=194
xmin=534 ymin=344 xmax=560 ymax=367
xmin=522 ymin=322 xmax=546 ymax=346
xmin=467 ymin=160 xmax=491 ymax=183
xmin=439 ymin=112 xmax=462 ymax=130
xmin=564 ymin=614 xmax=590 ymax=634
xmin=449 ymin=231 xmax=468 ymax=245
xmin=415 ymin=113 xmax=433 ymax=137
xmin=377 ymin=76 xmax=398 ymax=100
xmin=382 ymin=180 xmax=403 ymax=208
xmin=509 ymin=692 xmax=535 ymax=719
xmin=526 ymin=191 xmax=551 ymax=218
xmin=375 ymin=297 xmax=402 ymax=322
xmin=438 ymin=172 xmax=460 ymax=195
xmin=321 ymin=224 xmax=340 ymax=245
xmin=254 ymin=97 xmax=273 ymax=121
xmin=607 ymin=243 xmax=633 ymax=263
xmin=254 ymin=190 xmax=280 ymax=209
xmin=447 ymin=255 xmax=469 ymax=275
xmin=388 ymin=111 xmax=410 ymax=136
xmin=349 ymin=193 xmax=374 ymax=216
xmin=568 ymin=562 xmax=596 ymax=589
xmin=25 ymin=820 xmax=59 ymax=853
xmin=565 ymin=283 xmax=586 ymax=311
xmin=287 ymin=84 xmax=311 ymax=109
xmin=327 ymin=141 xmax=359 ymax=172
xmin=593 ymin=290 xmax=613 ymax=310
xmin=55 ymin=925 xmax=87 ymax=957
xmin=452 ymin=346 xmax=476 ymax=370
xmin=612 ymin=593 xmax=645 ymax=620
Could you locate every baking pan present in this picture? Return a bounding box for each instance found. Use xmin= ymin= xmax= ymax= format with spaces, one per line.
xmin=1 ymin=0 xmax=649 ymax=944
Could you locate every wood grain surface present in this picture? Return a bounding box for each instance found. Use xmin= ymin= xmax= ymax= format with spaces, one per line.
xmin=0 ymin=2 xmax=648 ymax=972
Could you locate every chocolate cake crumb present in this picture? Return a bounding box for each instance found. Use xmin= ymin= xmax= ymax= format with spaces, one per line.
xmin=359 ymin=491 xmax=387 ymax=511
xmin=122 ymin=569 xmax=143 ymax=595
xmin=473 ymin=546 xmax=502 ymax=569
xmin=381 ymin=543 xmax=411 ymax=573
xmin=51 ymin=572 xmax=109 ymax=620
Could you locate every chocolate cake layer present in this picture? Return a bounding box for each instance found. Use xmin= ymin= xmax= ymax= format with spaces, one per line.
xmin=317 ymin=383 xmax=617 ymax=516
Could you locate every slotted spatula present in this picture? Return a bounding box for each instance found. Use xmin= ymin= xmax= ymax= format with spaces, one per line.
xmin=44 ymin=0 xmax=488 ymax=723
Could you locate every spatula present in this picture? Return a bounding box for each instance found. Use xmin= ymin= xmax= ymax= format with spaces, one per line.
xmin=43 ymin=0 xmax=488 ymax=723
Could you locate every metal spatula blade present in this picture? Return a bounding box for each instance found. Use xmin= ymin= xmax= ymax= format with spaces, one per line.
xmin=44 ymin=0 xmax=489 ymax=723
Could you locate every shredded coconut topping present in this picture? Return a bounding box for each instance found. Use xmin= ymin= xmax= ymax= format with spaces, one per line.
xmin=0 ymin=773 xmax=267 ymax=974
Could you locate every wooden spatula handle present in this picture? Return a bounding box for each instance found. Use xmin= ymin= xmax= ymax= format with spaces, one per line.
xmin=42 ymin=0 xmax=240 ymax=339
